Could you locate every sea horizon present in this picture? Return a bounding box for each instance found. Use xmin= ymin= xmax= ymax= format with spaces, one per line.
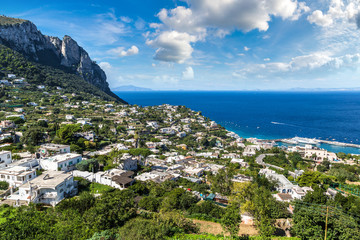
xmin=115 ymin=90 xmax=360 ymax=154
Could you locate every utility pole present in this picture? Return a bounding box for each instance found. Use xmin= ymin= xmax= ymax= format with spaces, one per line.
xmin=324 ymin=206 xmax=329 ymax=240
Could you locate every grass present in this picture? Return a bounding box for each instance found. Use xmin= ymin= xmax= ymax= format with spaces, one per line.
xmin=0 ymin=16 xmax=27 ymax=25
xmin=75 ymin=177 xmax=115 ymax=195
xmin=89 ymin=182 xmax=114 ymax=194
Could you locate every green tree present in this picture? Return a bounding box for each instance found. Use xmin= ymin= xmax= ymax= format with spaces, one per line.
xmin=0 ymin=181 xmax=9 ymax=190
xmin=207 ymin=168 xmax=234 ymax=195
xmin=21 ymin=127 xmax=44 ymax=146
xmin=221 ymin=203 xmax=241 ymax=237
xmin=56 ymin=124 xmax=82 ymax=144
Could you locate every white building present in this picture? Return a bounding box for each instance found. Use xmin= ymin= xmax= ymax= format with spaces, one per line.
xmin=183 ymin=167 xmax=204 ymax=177
xmin=0 ymin=166 xmax=36 ymax=187
xmin=93 ymin=169 xmax=134 ymax=189
xmin=291 ymin=186 xmax=313 ymax=200
xmin=0 ymin=151 xmax=12 ymax=168
xmin=119 ymin=155 xmax=138 ymax=171
xmin=242 ymin=145 xmax=260 ymax=156
xmin=304 ymin=149 xmax=337 ymax=162
xmin=146 ymin=121 xmax=159 ymax=129
xmin=65 ymin=115 xmax=75 ymax=120
xmin=8 ymin=171 xmax=77 ymax=206
xmin=260 ymin=168 xmax=294 ymax=194
xmin=159 ymin=128 xmax=175 ymax=135
xmin=40 ymin=153 xmax=82 ymax=171
xmin=230 ymin=158 xmax=249 ymax=168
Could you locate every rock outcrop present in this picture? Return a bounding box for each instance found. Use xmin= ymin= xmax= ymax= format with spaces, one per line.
xmin=0 ymin=16 xmax=119 ymax=100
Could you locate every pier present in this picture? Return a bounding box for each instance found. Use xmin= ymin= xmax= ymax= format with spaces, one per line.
xmin=272 ymin=138 xmax=360 ymax=149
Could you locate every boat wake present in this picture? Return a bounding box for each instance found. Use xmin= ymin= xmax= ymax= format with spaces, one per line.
xmin=271 ymin=121 xmax=298 ymax=127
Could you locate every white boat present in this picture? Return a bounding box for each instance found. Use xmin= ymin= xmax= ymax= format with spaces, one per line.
xmin=282 ymin=139 xmax=298 ymax=145
xmin=292 ymin=137 xmax=319 ymax=145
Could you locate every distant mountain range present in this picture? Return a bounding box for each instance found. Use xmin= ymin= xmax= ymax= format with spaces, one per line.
xmin=112 ymin=85 xmax=153 ymax=91
xmin=287 ymin=87 xmax=360 ymax=92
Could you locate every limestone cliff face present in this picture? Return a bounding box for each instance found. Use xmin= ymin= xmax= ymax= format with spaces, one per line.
xmin=0 ymin=19 xmax=113 ymax=96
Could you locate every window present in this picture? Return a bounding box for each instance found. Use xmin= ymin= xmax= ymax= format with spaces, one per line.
xmin=7 ymin=154 xmax=10 ymax=159
xmin=59 ymin=164 xmax=62 ymax=168
xmin=69 ymin=161 xmax=73 ymax=165
xmin=77 ymin=159 xmax=80 ymax=163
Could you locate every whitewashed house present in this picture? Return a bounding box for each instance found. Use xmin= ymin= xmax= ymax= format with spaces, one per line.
xmin=40 ymin=153 xmax=82 ymax=171
xmin=0 ymin=166 xmax=36 ymax=187
xmin=0 ymin=151 xmax=12 ymax=168
xmin=8 ymin=171 xmax=77 ymax=206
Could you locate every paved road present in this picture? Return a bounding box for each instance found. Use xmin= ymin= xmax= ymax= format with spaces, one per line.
xmin=256 ymin=153 xmax=297 ymax=177
xmin=256 ymin=154 xmax=274 ymax=165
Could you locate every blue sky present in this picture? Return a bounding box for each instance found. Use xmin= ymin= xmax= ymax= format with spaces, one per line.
xmin=3 ymin=0 xmax=360 ymax=90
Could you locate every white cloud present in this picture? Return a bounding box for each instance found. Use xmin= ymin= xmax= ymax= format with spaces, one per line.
xmin=147 ymin=0 xmax=309 ymax=63
xmin=120 ymin=16 xmax=132 ymax=23
xmin=308 ymin=10 xmax=333 ymax=26
xmin=235 ymin=52 xmax=360 ymax=78
xmin=135 ymin=18 xmax=147 ymax=30
xmin=307 ymin=0 xmax=360 ymax=27
xmin=107 ymin=46 xmax=139 ymax=57
xmin=244 ymin=46 xmax=250 ymax=51
xmin=182 ymin=66 xmax=195 ymax=80
xmin=264 ymin=58 xmax=271 ymax=61
xmin=99 ymin=62 xmax=112 ymax=70
xmin=98 ymin=62 xmax=127 ymax=87
xmin=146 ymin=31 xmax=196 ymax=63
xmin=119 ymin=45 xmax=139 ymax=57
xmin=153 ymin=75 xmax=179 ymax=85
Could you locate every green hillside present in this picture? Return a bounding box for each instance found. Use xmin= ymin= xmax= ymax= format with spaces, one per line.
xmin=0 ymin=15 xmax=27 ymax=25
xmin=0 ymin=44 xmax=127 ymax=103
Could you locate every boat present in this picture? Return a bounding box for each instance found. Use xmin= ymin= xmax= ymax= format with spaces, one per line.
xmin=292 ymin=137 xmax=320 ymax=145
xmin=282 ymin=139 xmax=298 ymax=145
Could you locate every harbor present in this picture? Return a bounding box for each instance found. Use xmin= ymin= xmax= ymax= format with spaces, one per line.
xmin=273 ymin=137 xmax=360 ymax=155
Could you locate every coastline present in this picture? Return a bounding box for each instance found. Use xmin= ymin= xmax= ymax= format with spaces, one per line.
xmin=115 ymin=91 xmax=360 ymax=155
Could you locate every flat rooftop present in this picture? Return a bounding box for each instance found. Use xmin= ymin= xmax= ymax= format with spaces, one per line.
xmin=0 ymin=166 xmax=34 ymax=176
xmin=43 ymin=153 xmax=81 ymax=163
xmin=21 ymin=171 xmax=72 ymax=189
xmin=40 ymin=144 xmax=70 ymax=149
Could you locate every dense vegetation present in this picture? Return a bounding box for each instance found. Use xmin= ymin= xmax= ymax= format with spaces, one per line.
xmin=0 ymin=44 xmax=125 ymax=103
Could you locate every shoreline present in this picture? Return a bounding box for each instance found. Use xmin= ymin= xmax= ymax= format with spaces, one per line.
xmin=227 ymin=130 xmax=360 ymax=155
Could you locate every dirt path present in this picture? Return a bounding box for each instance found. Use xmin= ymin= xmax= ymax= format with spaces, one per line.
xmin=192 ymin=219 xmax=258 ymax=236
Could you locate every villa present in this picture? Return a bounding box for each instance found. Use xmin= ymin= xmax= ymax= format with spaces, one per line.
xmin=0 ymin=151 xmax=12 ymax=169
xmin=8 ymin=171 xmax=77 ymax=206
xmin=0 ymin=166 xmax=37 ymax=187
xmin=39 ymin=153 xmax=82 ymax=171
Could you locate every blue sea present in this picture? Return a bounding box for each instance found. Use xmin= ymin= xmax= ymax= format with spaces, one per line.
xmin=115 ymin=91 xmax=360 ymax=154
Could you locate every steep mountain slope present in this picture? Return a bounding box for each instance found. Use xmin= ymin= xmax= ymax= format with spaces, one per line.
xmin=0 ymin=44 xmax=126 ymax=103
xmin=0 ymin=15 xmax=124 ymax=102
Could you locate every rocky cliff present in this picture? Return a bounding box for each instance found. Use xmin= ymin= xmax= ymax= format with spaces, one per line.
xmin=0 ymin=16 xmax=120 ymax=101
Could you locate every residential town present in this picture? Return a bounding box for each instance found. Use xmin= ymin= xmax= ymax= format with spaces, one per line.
xmin=1 ymin=73 xmax=360 ymax=239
